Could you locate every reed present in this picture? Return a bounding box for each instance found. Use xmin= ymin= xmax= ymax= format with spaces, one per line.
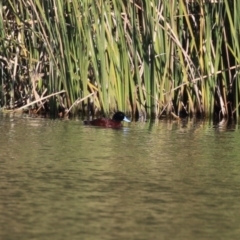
xmin=0 ymin=0 xmax=240 ymax=120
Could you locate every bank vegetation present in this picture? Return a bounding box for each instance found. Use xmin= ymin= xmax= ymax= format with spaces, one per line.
xmin=0 ymin=0 xmax=239 ymax=120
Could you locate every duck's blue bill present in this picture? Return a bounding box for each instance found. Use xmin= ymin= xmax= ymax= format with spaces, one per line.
xmin=123 ymin=116 xmax=131 ymax=122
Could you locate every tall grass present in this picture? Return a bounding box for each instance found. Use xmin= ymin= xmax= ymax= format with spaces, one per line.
xmin=0 ymin=0 xmax=240 ymax=119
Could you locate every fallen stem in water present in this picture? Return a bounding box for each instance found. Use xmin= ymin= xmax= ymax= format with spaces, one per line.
xmin=65 ymin=92 xmax=95 ymax=116
xmin=14 ymin=90 xmax=66 ymax=111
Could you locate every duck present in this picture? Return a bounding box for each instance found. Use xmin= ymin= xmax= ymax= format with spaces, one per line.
xmin=84 ymin=111 xmax=131 ymax=128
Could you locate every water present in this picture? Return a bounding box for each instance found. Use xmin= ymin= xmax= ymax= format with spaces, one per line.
xmin=1 ymin=113 xmax=240 ymax=240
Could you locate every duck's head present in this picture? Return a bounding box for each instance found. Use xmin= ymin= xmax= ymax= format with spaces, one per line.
xmin=112 ymin=111 xmax=131 ymax=122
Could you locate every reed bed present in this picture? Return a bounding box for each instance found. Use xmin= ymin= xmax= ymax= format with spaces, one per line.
xmin=0 ymin=0 xmax=240 ymax=119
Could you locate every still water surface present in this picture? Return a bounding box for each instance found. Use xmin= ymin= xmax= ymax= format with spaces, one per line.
xmin=1 ymin=113 xmax=240 ymax=240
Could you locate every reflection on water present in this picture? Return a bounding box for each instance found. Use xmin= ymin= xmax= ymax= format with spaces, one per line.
xmin=1 ymin=113 xmax=240 ymax=240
